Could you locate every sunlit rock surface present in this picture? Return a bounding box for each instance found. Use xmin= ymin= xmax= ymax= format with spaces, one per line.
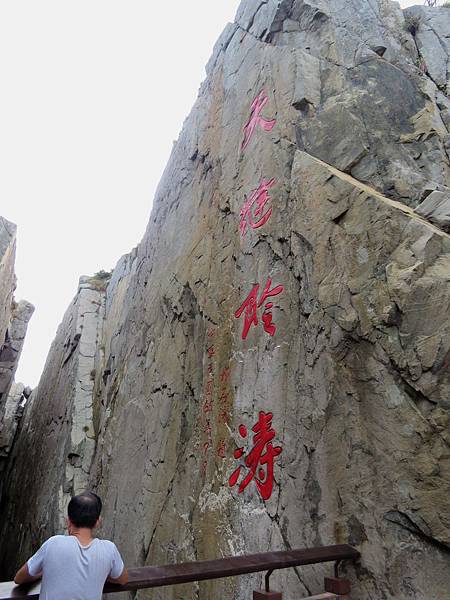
xmin=0 ymin=2 xmax=449 ymax=599
xmin=0 ymin=217 xmax=19 ymax=415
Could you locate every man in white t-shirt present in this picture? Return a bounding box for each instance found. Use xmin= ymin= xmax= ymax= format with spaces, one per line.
xmin=14 ymin=491 xmax=128 ymax=600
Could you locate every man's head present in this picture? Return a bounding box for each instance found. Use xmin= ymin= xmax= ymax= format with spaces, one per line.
xmin=67 ymin=491 xmax=102 ymax=529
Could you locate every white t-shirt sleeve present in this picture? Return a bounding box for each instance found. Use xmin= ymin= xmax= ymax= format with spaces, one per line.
xmin=109 ymin=543 xmax=125 ymax=579
xmin=27 ymin=538 xmax=52 ymax=576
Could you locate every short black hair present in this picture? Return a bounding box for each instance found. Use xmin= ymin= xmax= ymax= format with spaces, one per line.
xmin=67 ymin=492 xmax=102 ymax=528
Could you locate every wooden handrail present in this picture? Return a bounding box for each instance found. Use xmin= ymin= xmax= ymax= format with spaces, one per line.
xmin=0 ymin=544 xmax=359 ymax=599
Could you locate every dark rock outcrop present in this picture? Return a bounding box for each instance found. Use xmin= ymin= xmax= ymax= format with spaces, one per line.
xmin=0 ymin=217 xmax=34 ymax=517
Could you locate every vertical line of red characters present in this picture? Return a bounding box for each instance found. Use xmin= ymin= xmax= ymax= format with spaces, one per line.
xmin=228 ymin=90 xmax=284 ymax=500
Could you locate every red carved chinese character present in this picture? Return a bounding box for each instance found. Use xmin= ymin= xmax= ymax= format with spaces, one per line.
xmin=241 ymin=91 xmax=276 ymax=151
xmin=207 ymin=328 xmax=216 ymax=338
xmin=229 ymin=411 xmax=282 ymax=500
xmin=217 ymin=440 xmax=227 ymax=458
xmin=207 ymin=346 xmax=215 ymax=358
xmin=240 ymin=178 xmax=275 ymax=237
xmin=235 ymin=278 xmax=284 ymax=340
xmin=219 ymin=409 xmax=230 ymax=425
xmin=203 ymin=399 xmax=213 ymax=414
xmin=219 ymin=388 xmax=229 ymax=402
xmin=220 ymin=367 xmax=231 ymax=384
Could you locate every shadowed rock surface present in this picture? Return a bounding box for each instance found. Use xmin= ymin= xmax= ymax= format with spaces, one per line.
xmin=0 ymin=383 xmax=28 ymax=462
xmin=0 ymin=217 xmax=34 ymax=513
xmin=0 ymin=2 xmax=449 ymax=599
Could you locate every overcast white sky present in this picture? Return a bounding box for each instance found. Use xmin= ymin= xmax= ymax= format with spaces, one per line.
xmin=0 ymin=0 xmax=434 ymax=387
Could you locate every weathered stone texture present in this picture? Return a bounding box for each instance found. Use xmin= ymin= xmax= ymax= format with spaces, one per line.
xmin=0 ymin=218 xmax=34 ymax=449
xmin=0 ymin=217 xmax=18 ymax=411
xmin=1 ymin=2 xmax=449 ymax=599
xmin=415 ymin=189 xmax=450 ymax=232
xmin=405 ymin=5 xmax=450 ymax=93
xmin=0 ymin=300 xmax=34 ymax=417
xmin=0 ymin=217 xmax=34 ymax=546
xmin=0 ymin=277 xmax=105 ymax=571
xmin=0 ymin=383 xmax=26 ymax=460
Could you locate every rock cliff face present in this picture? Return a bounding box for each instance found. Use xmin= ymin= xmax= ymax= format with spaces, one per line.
xmin=0 ymin=218 xmax=34 ymax=469
xmin=0 ymin=217 xmax=20 ymax=415
xmin=1 ymin=2 xmax=449 ymax=599
xmin=0 ymin=274 xmax=106 ymax=559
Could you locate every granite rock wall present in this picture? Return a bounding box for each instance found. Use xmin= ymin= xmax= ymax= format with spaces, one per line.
xmin=0 ymin=218 xmax=33 ymax=486
xmin=0 ymin=216 xmax=19 ymax=416
xmin=0 ymin=275 xmax=105 ymax=569
xmin=0 ymin=2 xmax=449 ymax=599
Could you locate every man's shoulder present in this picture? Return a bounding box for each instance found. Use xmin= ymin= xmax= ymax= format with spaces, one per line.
xmin=96 ymin=538 xmax=117 ymax=550
xmin=96 ymin=539 xmax=123 ymax=559
xmin=31 ymin=535 xmax=67 ymax=554
xmin=43 ymin=534 xmax=67 ymax=546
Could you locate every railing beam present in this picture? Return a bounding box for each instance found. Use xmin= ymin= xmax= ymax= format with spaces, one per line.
xmin=253 ymin=591 xmax=282 ymax=599
xmin=0 ymin=544 xmax=359 ymax=600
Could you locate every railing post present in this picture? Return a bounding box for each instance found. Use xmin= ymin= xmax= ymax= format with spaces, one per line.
xmin=324 ymin=576 xmax=351 ymax=596
xmin=253 ymin=568 xmax=282 ymax=599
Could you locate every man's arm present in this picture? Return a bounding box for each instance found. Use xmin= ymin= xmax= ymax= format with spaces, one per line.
xmin=107 ymin=542 xmax=128 ymax=585
xmin=107 ymin=567 xmax=129 ymax=585
xmin=15 ymin=537 xmax=50 ymax=585
xmin=14 ymin=563 xmax=42 ymax=585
